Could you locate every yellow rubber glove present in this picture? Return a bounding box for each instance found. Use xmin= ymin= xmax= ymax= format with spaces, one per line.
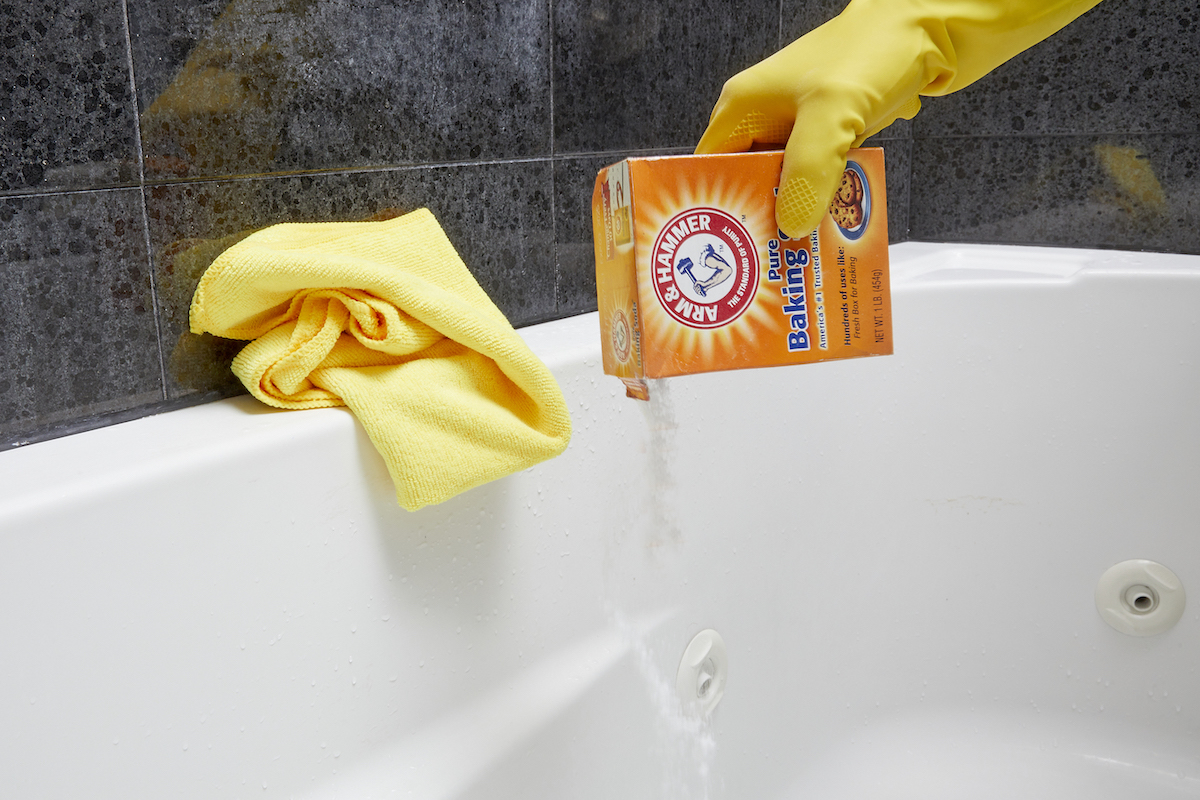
xmin=697 ymin=0 xmax=1104 ymax=238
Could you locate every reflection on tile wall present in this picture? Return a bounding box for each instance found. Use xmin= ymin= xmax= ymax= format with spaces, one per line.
xmin=1 ymin=0 xmax=1197 ymax=447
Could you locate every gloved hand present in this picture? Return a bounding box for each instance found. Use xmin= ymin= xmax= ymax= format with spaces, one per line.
xmin=696 ymin=0 xmax=1104 ymax=239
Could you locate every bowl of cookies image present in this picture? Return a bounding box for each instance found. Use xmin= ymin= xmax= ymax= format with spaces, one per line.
xmin=828 ymin=160 xmax=870 ymax=240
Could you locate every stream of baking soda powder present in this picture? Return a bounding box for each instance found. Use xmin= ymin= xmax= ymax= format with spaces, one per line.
xmin=601 ymin=380 xmax=717 ymax=800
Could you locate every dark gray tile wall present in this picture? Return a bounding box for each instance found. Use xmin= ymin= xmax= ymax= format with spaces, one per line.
xmin=2 ymin=0 xmax=1197 ymax=448
xmin=1 ymin=1 xmax=139 ymax=192
xmin=0 ymin=189 xmax=162 ymax=439
xmin=552 ymin=1 xmax=778 ymax=153
xmin=908 ymin=0 xmax=1200 ymax=249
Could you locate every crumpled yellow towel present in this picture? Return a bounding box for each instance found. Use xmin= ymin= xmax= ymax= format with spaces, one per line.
xmin=189 ymin=208 xmax=572 ymax=511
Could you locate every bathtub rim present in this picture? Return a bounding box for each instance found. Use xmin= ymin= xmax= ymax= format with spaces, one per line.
xmin=3 ymin=241 xmax=1200 ymax=520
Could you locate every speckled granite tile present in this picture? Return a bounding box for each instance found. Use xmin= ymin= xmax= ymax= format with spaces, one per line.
xmin=0 ymin=0 xmax=138 ymax=193
xmin=910 ymin=134 xmax=1200 ymax=254
xmin=0 ymin=189 xmax=162 ymax=442
xmin=553 ymin=0 xmax=779 ymax=154
xmin=146 ymin=161 xmax=557 ymax=399
xmin=858 ymin=136 xmax=911 ymax=243
xmin=915 ymin=0 xmax=1198 ymax=138
xmin=120 ymin=0 xmax=227 ymax=107
xmin=779 ymin=0 xmax=850 ymax=43
xmin=128 ymin=0 xmax=551 ymax=180
xmin=554 ymin=154 xmax=612 ymax=317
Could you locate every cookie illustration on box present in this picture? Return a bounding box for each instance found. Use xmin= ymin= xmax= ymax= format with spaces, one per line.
xmin=828 ymin=161 xmax=871 ymax=239
xmin=834 ymin=168 xmax=863 ymax=207
xmin=830 ymin=201 xmax=863 ymax=229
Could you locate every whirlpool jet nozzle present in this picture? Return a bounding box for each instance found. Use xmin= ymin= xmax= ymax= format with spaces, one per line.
xmin=676 ymin=629 xmax=727 ymax=716
xmin=1095 ymin=560 xmax=1186 ymax=637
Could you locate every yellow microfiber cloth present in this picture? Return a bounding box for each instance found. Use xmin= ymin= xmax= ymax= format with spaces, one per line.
xmin=189 ymin=208 xmax=572 ymax=511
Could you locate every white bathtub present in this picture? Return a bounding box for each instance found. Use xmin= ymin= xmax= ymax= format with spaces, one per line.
xmin=2 ymin=242 xmax=1198 ymax=799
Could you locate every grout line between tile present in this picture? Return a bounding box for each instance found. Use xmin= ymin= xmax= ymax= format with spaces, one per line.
xmin=548 ymin=0 xmax=556 ymax=162
xmin=908 ymin=129 xmax=1200 ymax=141
xmin=136 ymin=155 xmax=563 ymax=190
xmin=553 ymin=146 xmax=695 ymax=162
xmin=548 ymin=0 xmax=560 ymax=313
xmin=0 ymin=184 xmax=146 ymax=202
xmin=2 ymin=149 xmax=688 ymax=200
xmin=118 ymin=0 xmax=169 ymax=402
xmin=904 ymin=137 xmax=914 ymax=241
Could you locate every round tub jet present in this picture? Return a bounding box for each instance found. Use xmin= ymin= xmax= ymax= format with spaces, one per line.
xmin=676 ymin=629 xmax=728 ymax=716
xmin=1095 ymin=559 xmax=1186 ymax=637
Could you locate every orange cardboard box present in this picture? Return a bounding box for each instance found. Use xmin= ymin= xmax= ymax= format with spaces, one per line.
xmin=592 ymin=148 xmax=892 ymax=399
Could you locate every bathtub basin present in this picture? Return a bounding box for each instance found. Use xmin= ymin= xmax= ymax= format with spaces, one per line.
xmin=1 ymin=242 xmax=1197 ymax=798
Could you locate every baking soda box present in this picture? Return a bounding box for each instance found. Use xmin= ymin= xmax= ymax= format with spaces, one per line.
xmin=592 ymin=148 xmax=892 ymax=399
